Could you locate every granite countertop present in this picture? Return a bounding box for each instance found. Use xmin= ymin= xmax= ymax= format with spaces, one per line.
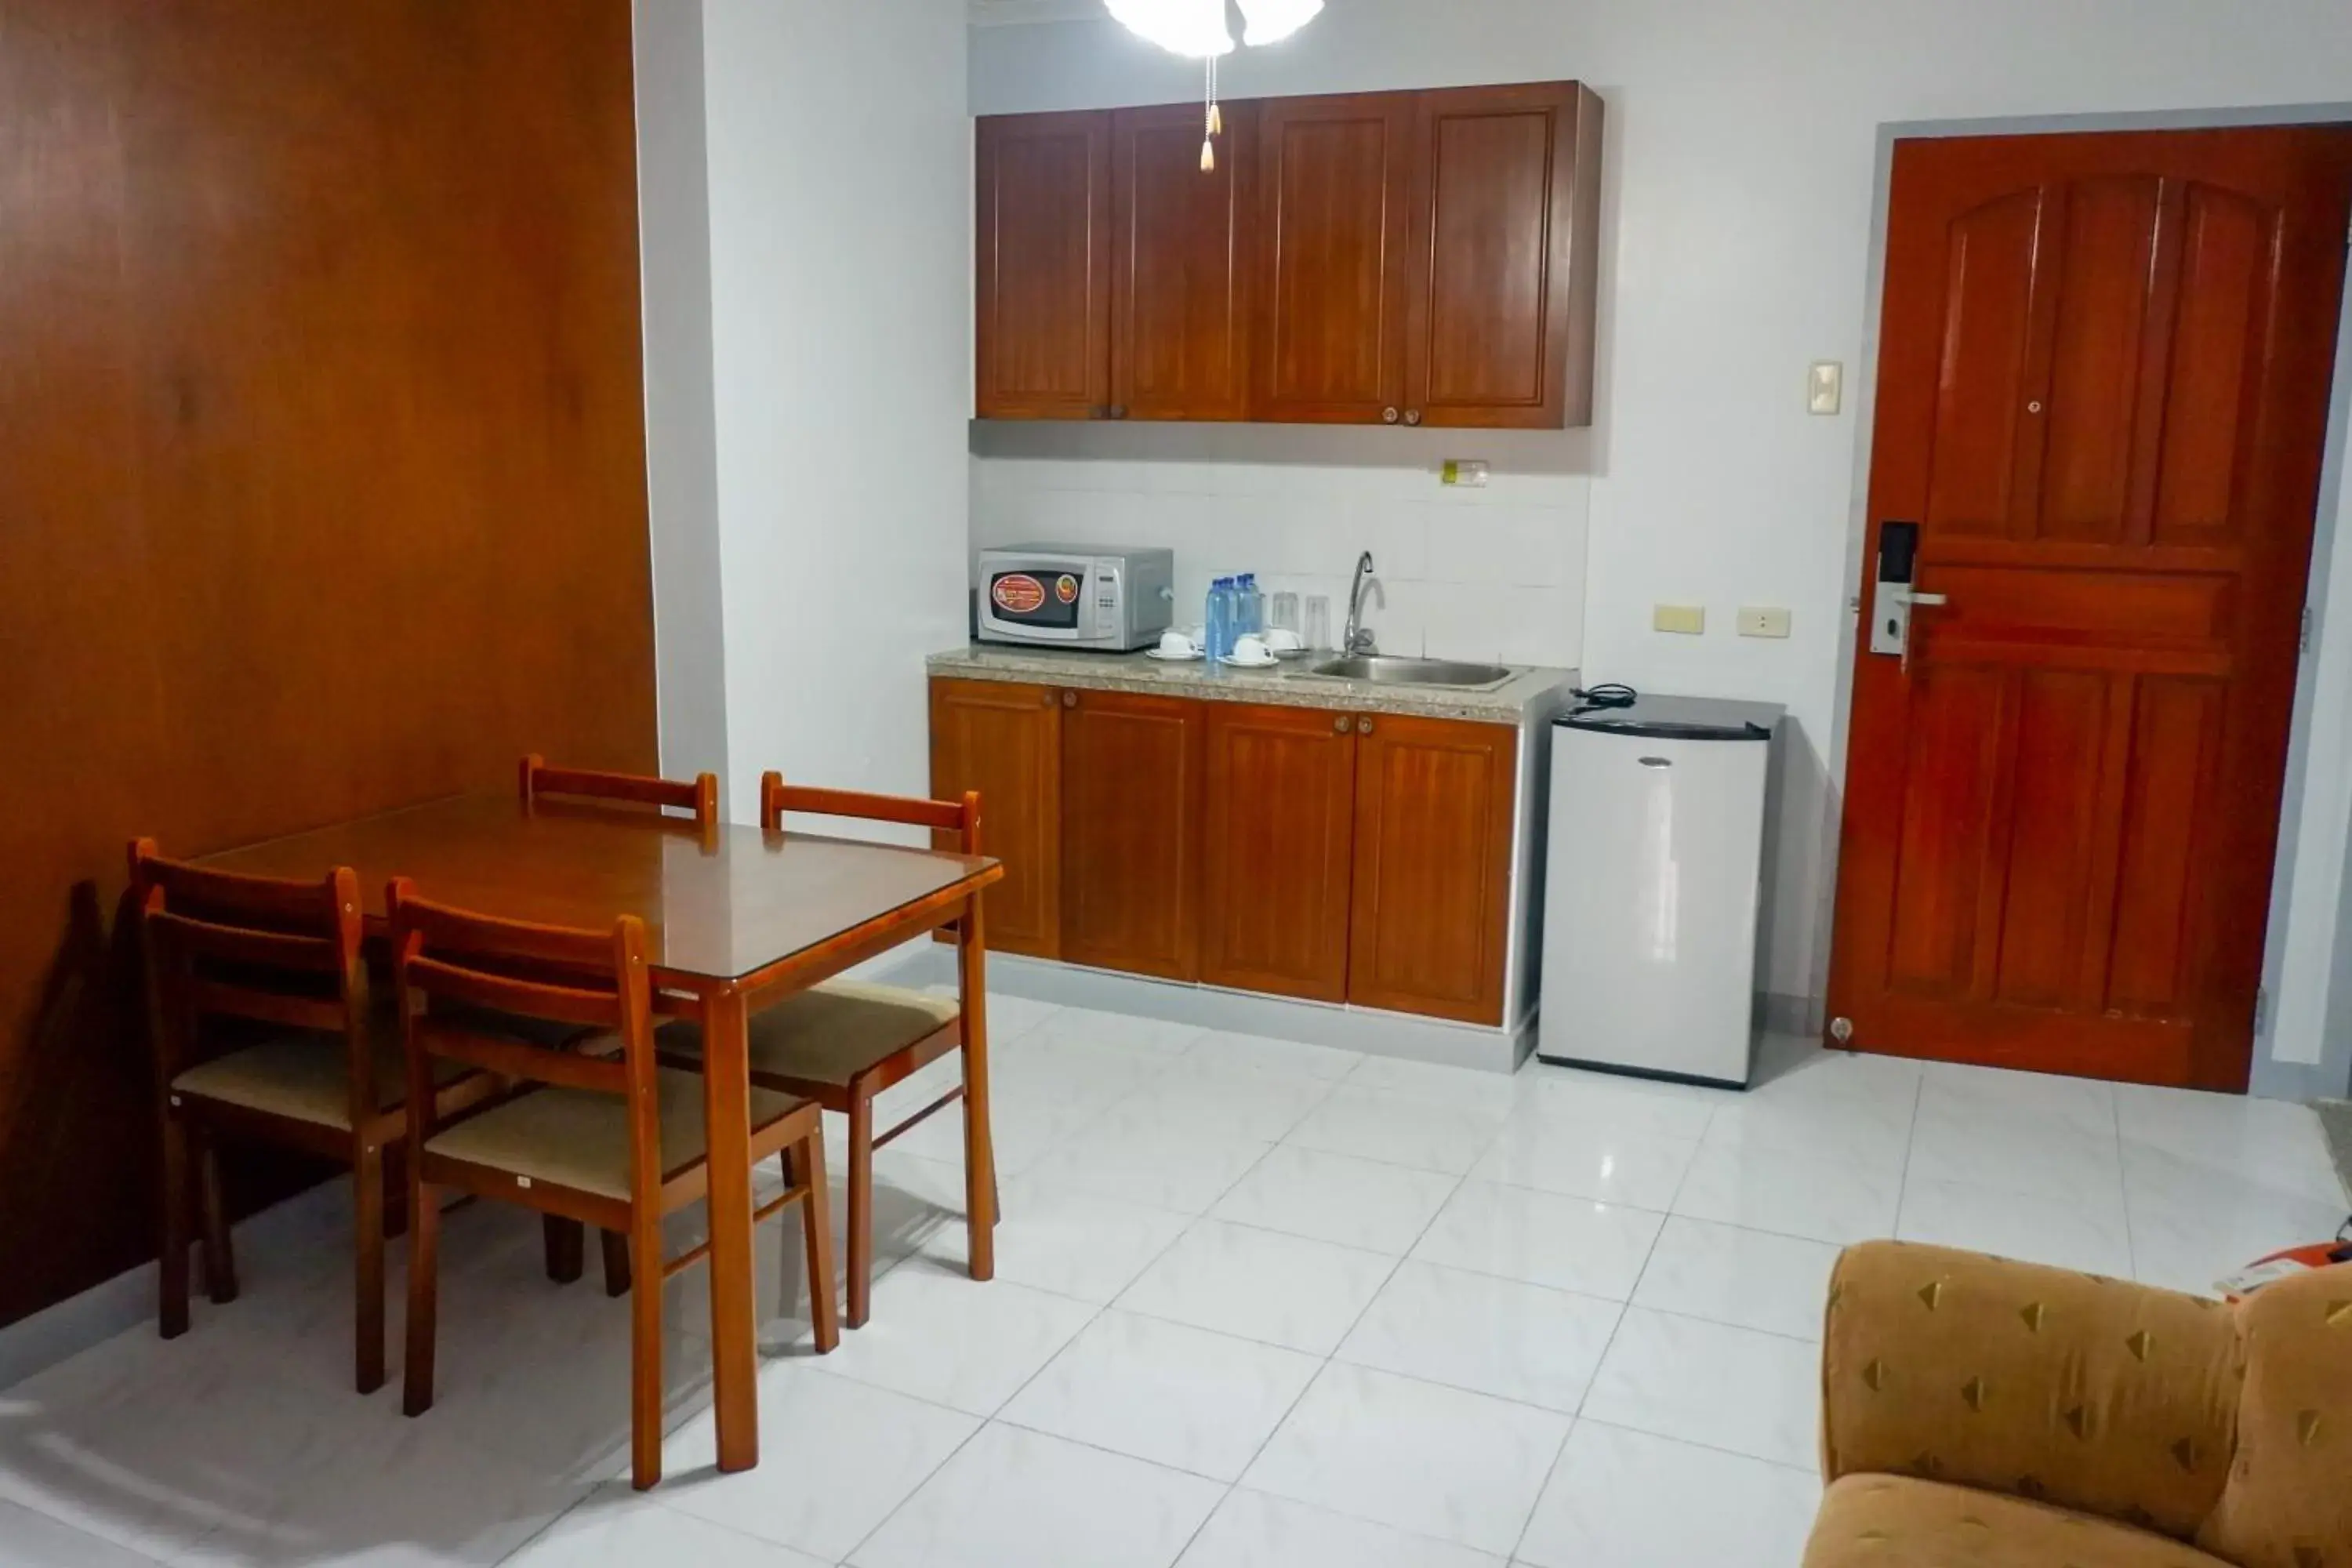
xmin=927 ymin=644 xmax=1578 ymax=724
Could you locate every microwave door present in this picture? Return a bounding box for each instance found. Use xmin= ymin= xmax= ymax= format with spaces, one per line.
xmin=982 ymin=561 xmax=1090 ymax=643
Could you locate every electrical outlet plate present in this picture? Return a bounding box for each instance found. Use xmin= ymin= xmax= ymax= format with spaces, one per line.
xmin=1808 ymin=361 xmax=1842 ymax=416
xmin=1653 ymin=604 xmax=1705 ymax=636
xmin=1440 ymin=459 xmax=1490 ymax=488
xmin=1738 ymin=606 xmax=1792 ymax=639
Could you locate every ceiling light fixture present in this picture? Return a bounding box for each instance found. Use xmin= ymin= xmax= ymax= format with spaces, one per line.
xmin=1103 ymin=0 xmax=1324 ymax=170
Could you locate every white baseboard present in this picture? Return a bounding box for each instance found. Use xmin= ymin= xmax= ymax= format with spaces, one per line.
xmin=874 ymin=948 xmax=1535 ymax=1075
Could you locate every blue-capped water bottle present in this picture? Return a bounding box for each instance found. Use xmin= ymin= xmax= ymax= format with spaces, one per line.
xmin=1235 ymin=573 xmax=1264 ymax=638
xmin=1205 ymin=576 xmax=1234 ymax=664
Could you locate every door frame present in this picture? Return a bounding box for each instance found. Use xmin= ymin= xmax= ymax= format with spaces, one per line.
xmin=1822 ymin=102 xmax=2352 ymax=1101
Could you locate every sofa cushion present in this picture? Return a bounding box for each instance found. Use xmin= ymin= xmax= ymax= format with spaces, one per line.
xmin=1821 ymin=1242 xmax=2241 ymax=1539
xmin=2198 ymin=1261 xmax=2352 ymax=1568
xmin=1806 ymin=1475 xmax=2234 ymax=1568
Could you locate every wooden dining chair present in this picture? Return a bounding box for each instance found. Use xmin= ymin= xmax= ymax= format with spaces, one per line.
xmin=518 ymin=753 xmax=718 ymax=829
xmin=657 ymin=771 xmax=994 ymax=1329
xmin=388 ymin=880 xmax=837 ymax=1490
xmin=517 ymin=752 xmax=717 ymax=1290
xmin=129 ymin=839 xmax=501 ymax=1394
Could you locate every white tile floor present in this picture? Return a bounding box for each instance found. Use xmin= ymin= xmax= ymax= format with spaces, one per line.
xmin=2 ymin=1003 xmax=2344 ymax=1567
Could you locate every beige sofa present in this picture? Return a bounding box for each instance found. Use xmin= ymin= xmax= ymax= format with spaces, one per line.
xmin=1807 ymin=1241 xmax=2351 ymax=1567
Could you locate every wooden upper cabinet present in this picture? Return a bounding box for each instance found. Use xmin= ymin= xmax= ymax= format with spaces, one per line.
xmin=1112 ymin=102 xmax=1257 ymax=423
xmin=1348 ymin=714 xmax=1519 ymax=1025
xmin=929 ymin=677 xmax=1062 ymax=957
xmin=1251 ymin=92 xmax=1417 ymax=424
xmin=976 ymin=111 xmax=1112 ymax=419
xmin=1059 ymin=688 xmax=1204 ymax=981
xmin=1405 ymin=82 xmax=1602 ymax=429
xmin=1201 ymin=703 xmax=1357 ymax=1002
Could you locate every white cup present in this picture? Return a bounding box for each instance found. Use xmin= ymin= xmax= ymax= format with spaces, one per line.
xmin=1158 ymin=629 xmax=1200 ymax=658
xmin=1229 ymin=634 xmax=1278 ymax=666
xmin=1260 ymin=627 xmax=1305 ymax=653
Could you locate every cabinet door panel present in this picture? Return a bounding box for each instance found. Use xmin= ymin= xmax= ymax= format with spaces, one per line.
xmin=1112 ymin=102 xmax=1255 ymax=422
xmin=930 ymin=678 xmax=1061 ymax=957
xmin=1060 ymin=689 xmax=1203 ymax=981
xmin=1348 ymin=715 xmax=1517 ymax=1023
xmin=1252 ymin=93 xmax=1414 ymax=423
xmin=1404 ymin=82 xmax=1600 ymax=430
xmin=977 ymin=111 xmax=1112 ymax=419
xmin=1201 ymin=704 xmax=1357 ymax=1001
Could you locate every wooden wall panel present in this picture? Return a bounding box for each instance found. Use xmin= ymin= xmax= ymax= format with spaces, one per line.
xmin=0 ymin=0 xmax=655 ymax=1328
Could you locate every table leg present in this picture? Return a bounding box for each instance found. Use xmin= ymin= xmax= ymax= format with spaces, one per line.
xmin=699 ymin=986 xmax=760 ymax=1473
xmin=958 ymin=892 xmax=997 ymax=1280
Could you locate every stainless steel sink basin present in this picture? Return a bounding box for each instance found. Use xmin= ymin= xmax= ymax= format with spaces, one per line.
xmin=1299 ymin=655 xmax=1515 ymax=688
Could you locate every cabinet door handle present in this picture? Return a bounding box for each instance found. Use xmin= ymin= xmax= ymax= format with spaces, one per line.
xmin=1381 ymin=407 xmax=1400 ymax=425
xmin=1062 ymin=689 xmax=1079 ymax=708
xmin=1333 ymin=715 xmax=1351 ymax=734
xmin=1403 ymin=409 xmax=1423 ymax=426
xmin=1357 ymin=716 xmax=1375 ymax=735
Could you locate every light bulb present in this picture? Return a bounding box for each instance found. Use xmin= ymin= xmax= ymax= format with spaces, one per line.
xmin=1105 ymin=0 xmax=1233 ymax=58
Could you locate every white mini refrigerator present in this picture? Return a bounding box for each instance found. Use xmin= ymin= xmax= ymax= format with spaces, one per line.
xmin=1538 ymin=694 xmax=1783 ymax=1089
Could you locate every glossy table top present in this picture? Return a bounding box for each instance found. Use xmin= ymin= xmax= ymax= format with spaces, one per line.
xmin=198 ymin=791 xmax=1000 ymax=983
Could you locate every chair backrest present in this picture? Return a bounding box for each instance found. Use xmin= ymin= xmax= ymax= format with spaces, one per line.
xmin=519 ymin=753 xmax=719 ymax=829
xmin=385 ymin=879 xmax=659 ymax=1197
xmin=128 ymin=837 xmax=372 ymax=1117
xmin=758 ymin=770 xmax=981 ymax=856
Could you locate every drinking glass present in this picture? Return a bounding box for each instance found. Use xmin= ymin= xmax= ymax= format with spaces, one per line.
xmin=1304 ymin=596 xmax=1333 ymax=652
xmin=1269 ymin=591 xmax=1301 ymax=638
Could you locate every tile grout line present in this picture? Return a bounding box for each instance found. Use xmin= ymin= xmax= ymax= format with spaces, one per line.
xmin=1886 ymin=1065 xmax=1930 ymax=1243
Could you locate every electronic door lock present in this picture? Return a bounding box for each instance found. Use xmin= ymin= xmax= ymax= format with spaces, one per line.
xmin=1867 ymin=521 xmax=1947 ymax=670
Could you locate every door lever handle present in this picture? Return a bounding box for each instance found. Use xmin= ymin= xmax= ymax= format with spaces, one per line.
xmin=1904 ymin=591 xmax=1949 ymax=607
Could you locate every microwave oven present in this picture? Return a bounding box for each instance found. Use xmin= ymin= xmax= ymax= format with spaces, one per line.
xmin=975 ymin=545 xmax=1174 ymax=652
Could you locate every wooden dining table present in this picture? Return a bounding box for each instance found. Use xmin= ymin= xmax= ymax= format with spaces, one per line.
xmin=199 ymin=789 xmax=1004 ymax=1475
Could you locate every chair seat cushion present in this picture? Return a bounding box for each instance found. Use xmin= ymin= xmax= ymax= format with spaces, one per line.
xmin=660 ymin=981 xmax=960 ymax=1088
xmin=171 ymin=1021 xmax=469 ymax=1131
xmin=423 ymin=1068 xmax=808 ymax=1202
xmin=1804 ymin=1476 xmax=2233 ymax=1568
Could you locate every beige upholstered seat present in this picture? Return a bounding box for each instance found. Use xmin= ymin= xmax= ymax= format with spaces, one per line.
xmin=660 ymin=981 xmax=959 ymax=1086
xmin=423 ymin=1067 xmax=808 ymax=1203
xmin=1808 ymin=1476 xmax=2231 ymax=1568
xmin=171 ymin=1021 xmax=468 ymax=1131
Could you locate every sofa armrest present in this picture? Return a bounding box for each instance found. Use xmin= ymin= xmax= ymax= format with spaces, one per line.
xmin=1821 ymin=1241 xmax=2241 ymax=1542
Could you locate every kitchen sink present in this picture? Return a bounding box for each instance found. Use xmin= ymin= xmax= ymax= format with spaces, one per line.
xmin=1298 ymin=655 xmax=1515 ymax=688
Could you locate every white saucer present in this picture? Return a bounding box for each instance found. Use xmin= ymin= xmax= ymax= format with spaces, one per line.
xmin=1219 ymin=655 xmax=1282 ymax=670
xmin=1145 ymin=648 xmax=1203 ymax=662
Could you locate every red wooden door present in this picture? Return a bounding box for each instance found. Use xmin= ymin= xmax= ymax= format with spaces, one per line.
xmin=1829 ymin=127 xmax=2352 ymax=1091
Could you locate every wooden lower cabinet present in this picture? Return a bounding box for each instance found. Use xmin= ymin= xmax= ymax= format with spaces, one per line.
xmin=1201 ymin=702 xmax=1359 ymax=1002
xmin=1347 ymin=712 xmax=1519 ymax=1025
xmin=928 ymin=677 xmax=1062 ymax=958
xmin=928 ymin=677 xmax=1519 ymax=1025
xmin=1059 ymin=688 xmax=1203 ymax=981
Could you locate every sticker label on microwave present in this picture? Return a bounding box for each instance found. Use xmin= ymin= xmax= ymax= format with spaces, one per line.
xmin=1055 ymin=574 xmax=1080 ymax=604
xmin=992 ymin=574 xmax=1047 ymax=615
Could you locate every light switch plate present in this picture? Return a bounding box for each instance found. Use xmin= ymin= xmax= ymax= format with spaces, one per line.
xmin=1738 ymin=606 xmax=1793 ymax=639
xmin=1808 ymin=361 xmax=1843 ymax=416
xmin=1653 ymin=604 xmax=1706 ymax=636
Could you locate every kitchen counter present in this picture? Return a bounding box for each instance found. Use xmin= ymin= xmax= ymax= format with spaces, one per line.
xmin=927 ymin=644 xmax=1578 ymax=724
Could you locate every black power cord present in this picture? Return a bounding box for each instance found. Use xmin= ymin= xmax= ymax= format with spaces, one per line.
xmin=1569 ymin=682 xmax=1638 ymax=715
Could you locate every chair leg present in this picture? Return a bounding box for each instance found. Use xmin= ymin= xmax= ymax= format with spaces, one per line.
xmin=960 ymin=1050 xmax=997 ymax=1283
xmin=354 ymin=1146 xmax=387 ymax=1396
xmin=797 ymin=1129 xmax=839 ymax=1354
xmin=543 ymin=1215 xmax=585 ymax=1284
xmin=845 ymin=1094 xmax=873 ymax=1330
xmin=194 ymin=1130 xmax=238 ymax=1304
xmin=158 ymin=1108 xmax=192 ymax=1339
xmin=402 ymin=1180 xmax=441 ymax=1418
xmin=600 ymin=1229 xmax=632 ymax=1298
xmin=627 ymin=1212 xmax=665 ymax=1490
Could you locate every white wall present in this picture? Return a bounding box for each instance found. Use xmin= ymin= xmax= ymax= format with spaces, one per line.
xmin=673 ymin=0 xmax=971 ymax=817
xmin=971 ymin=0 xmax=2352 ymax=1085
xmin=633 ymin=0 xmax=728 ymax=788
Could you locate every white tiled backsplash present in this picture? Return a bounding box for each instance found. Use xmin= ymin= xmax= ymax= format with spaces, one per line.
xmin=970 ymin=457 xmax=1592 ymax=668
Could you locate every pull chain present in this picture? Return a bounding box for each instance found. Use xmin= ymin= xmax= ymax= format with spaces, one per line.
xmin=1200 ymin=54 xmax=1219 ymax=171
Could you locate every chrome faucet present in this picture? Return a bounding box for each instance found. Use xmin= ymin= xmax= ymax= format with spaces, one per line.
xmin=1344 ymin=551 xmax=1381 ymax=655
